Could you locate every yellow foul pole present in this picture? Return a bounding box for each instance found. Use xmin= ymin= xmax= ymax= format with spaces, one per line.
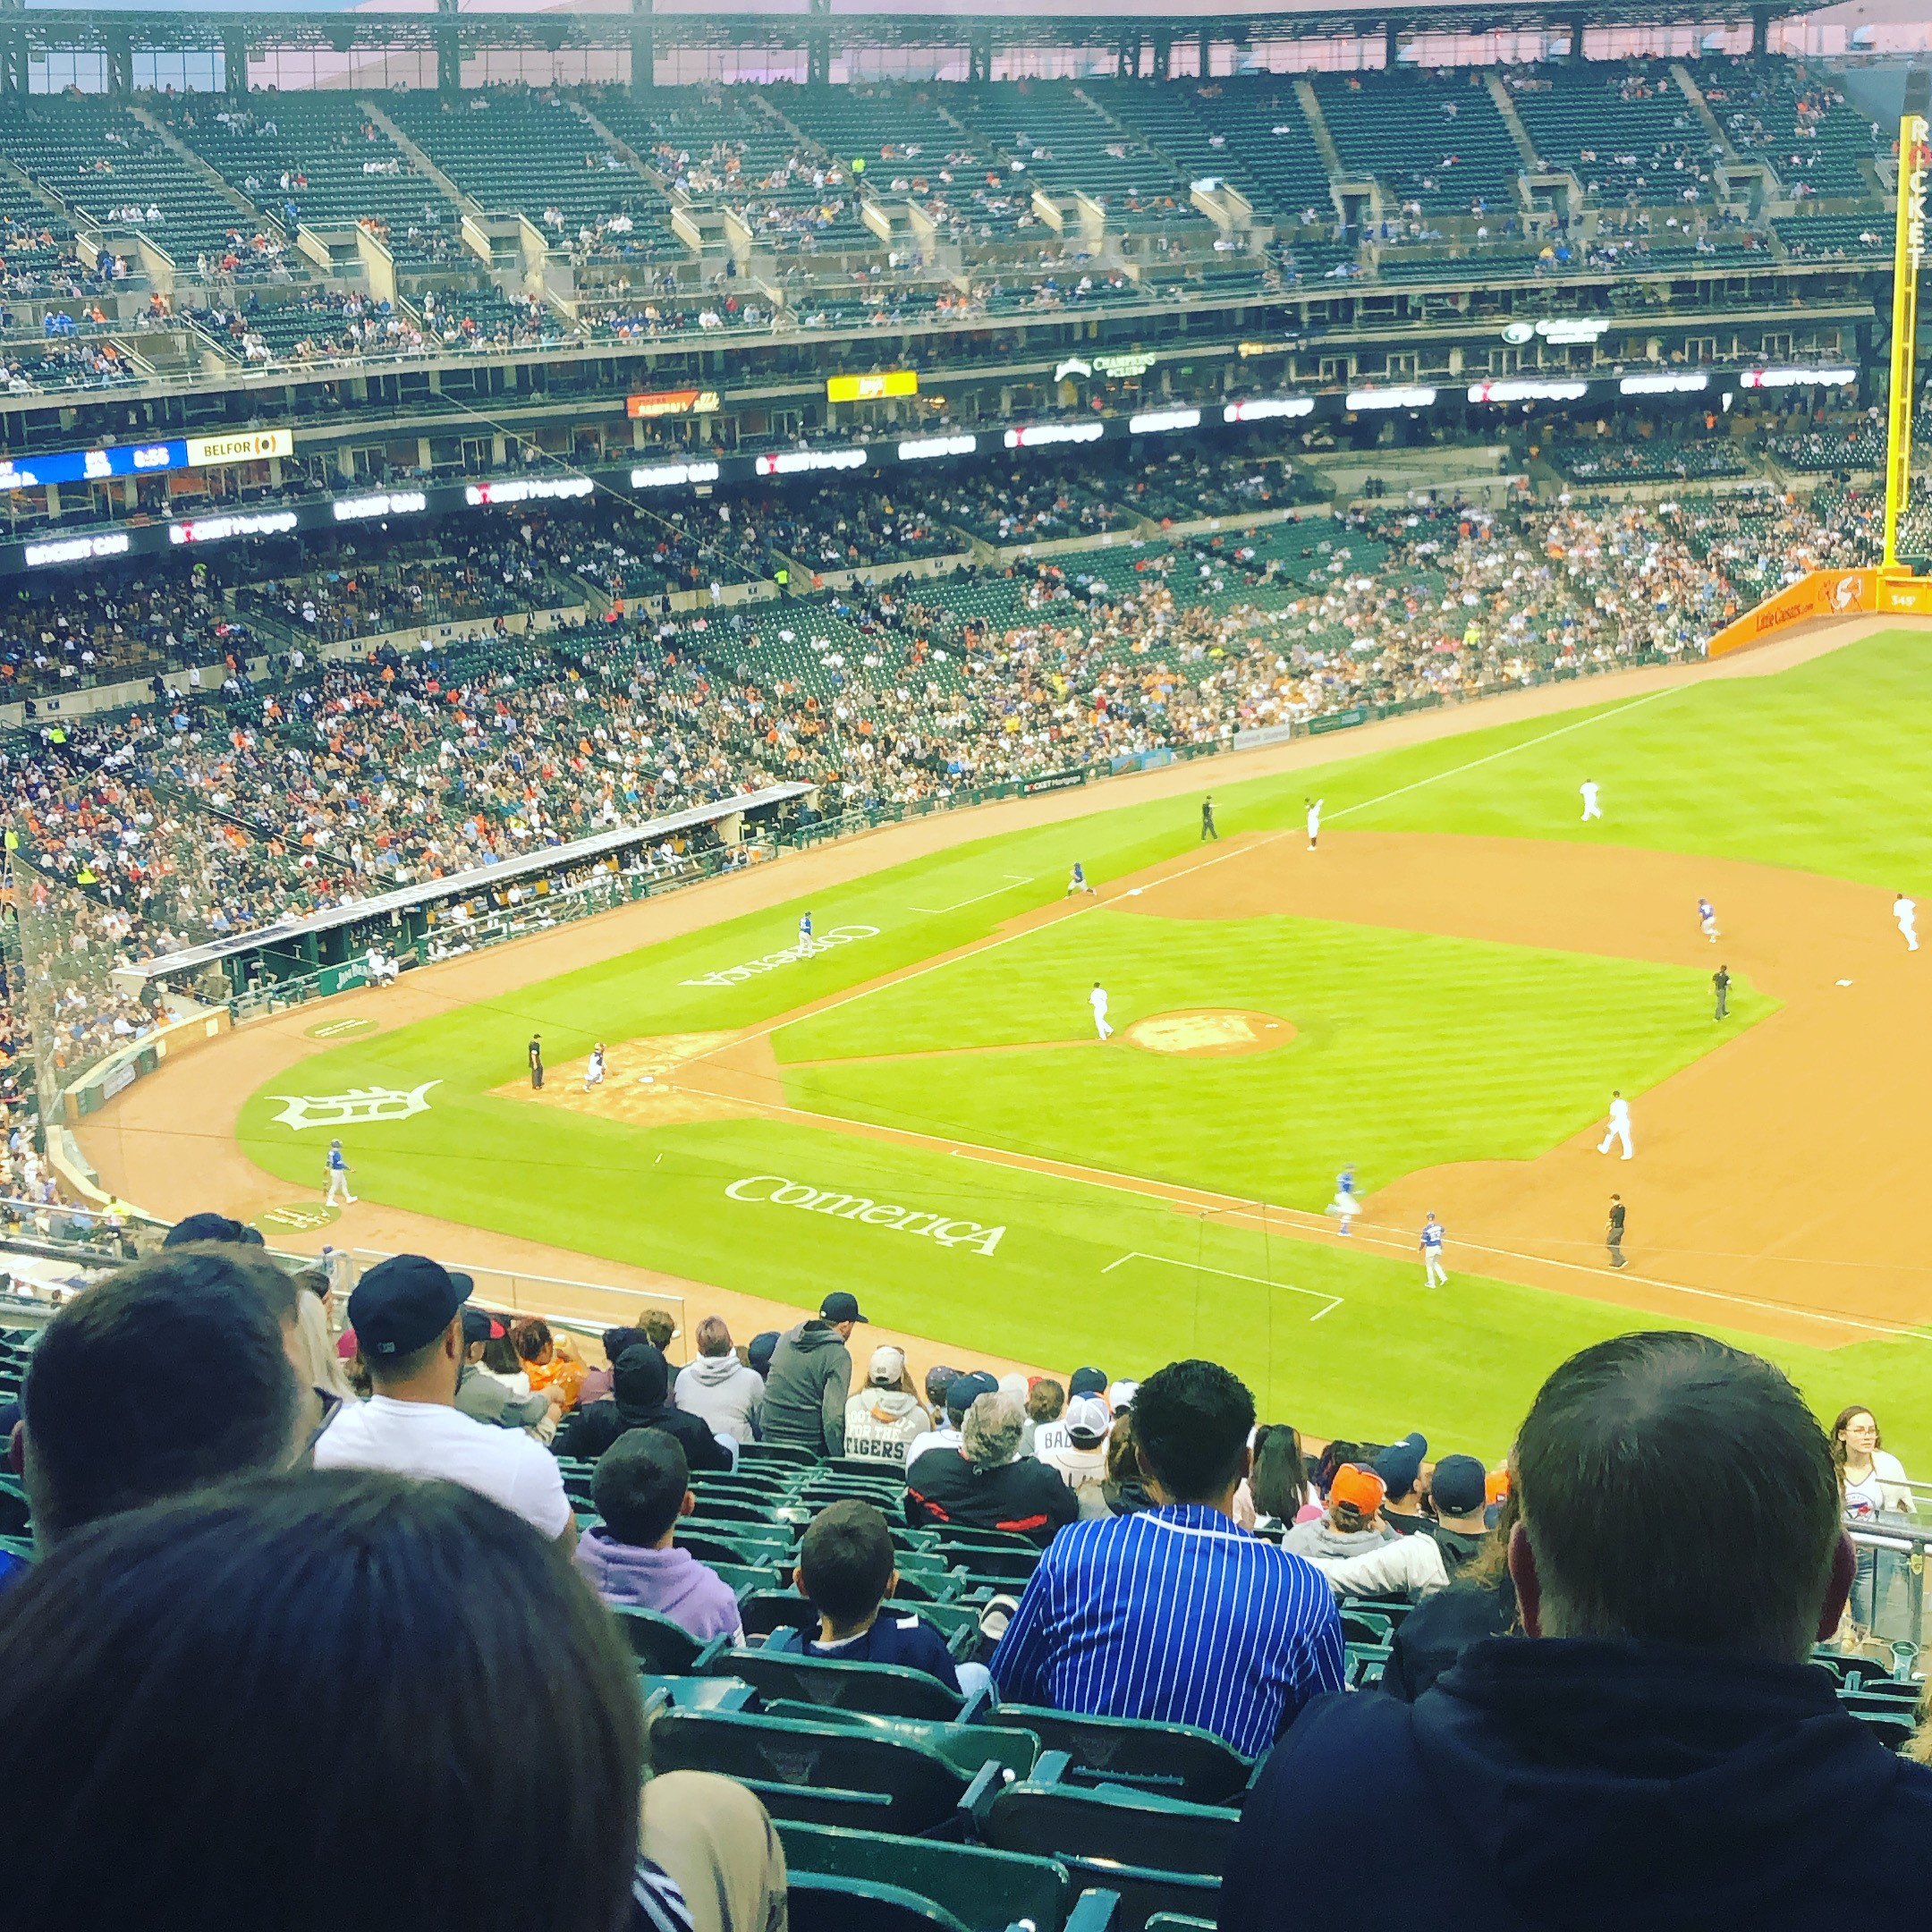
xmin=1881 ymin=112 xmax=1928 ymax=574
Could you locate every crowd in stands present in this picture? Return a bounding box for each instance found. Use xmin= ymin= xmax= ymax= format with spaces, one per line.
xmin=2 ymin=1226 xmax=1928 ymax=1929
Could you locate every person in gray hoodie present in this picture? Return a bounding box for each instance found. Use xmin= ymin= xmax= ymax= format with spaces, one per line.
xmin=761 ymin=1292 xmax=862 ymax=1454
xmin=1284 ymin=1461 xmax=1447 ymax=1598
xmin=673 ymin=1315 xmax=766 ymax=1445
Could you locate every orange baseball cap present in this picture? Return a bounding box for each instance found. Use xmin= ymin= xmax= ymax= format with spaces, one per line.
xmin=1330 ymin=1463 xmax=1387 ymax=1516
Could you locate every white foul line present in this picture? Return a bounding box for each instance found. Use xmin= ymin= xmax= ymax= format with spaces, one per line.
xmin=908 ymin=873 xmax=1036 ymax=915
xmin=1105 ymin=1248 xmax=1342 ymax=1321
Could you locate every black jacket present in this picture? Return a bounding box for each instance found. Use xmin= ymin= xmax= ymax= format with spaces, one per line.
xmin=905 ymin=1449 xmax=1079 ymax=1546
xmin=1225 ymin=1638 xmax=1932 ymax=1932
xmin=1384 ymin=1574 xmax=1517 ymax=1701
xmin=554 ymin=1343 xmax=732 ymax=1473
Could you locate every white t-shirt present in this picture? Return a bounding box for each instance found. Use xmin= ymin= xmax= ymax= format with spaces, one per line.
xmin=903 ymin=1424 xmax=961 ymax=1476
xmin=315 ymin=1394 xmax=573 ymax=1538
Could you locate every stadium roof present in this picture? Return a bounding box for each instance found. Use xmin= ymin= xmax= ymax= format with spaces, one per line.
xmin=0 ymin=0 xmax=1843 ymax=53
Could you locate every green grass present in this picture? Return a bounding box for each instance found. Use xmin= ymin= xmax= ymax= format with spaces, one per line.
xmin=237 ymin=627 xmax=1932 ymax=1463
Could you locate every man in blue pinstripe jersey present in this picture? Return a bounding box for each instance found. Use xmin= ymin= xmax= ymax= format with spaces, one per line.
xmin=989 ymin=1359 xmax=1343 ymax=1756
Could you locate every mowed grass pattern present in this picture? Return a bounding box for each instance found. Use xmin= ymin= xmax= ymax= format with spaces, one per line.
xmin=778 ymin=911 xmax=1758 ymax=1208
xmin=240 ymin=628 xmax=1932 ymax=1462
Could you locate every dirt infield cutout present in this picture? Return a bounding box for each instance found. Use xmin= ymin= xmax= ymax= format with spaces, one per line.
xmin=1124 ymin=1009 xmax=1295 ymax=1057
xmin=498 ymin=1032 xmax=766 ymax=1126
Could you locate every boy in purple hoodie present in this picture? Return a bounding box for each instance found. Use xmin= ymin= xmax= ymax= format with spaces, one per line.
xmin=573 ymin=1429 xmax=743 ymax=1646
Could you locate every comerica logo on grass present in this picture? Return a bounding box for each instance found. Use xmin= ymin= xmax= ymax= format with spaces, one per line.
xmin=723 ymin=1174 xmax=1006 ymax=1256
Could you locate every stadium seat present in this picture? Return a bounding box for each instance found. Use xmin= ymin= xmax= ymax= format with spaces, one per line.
xmin=778 ymin=1821 xmax=1081 ymax=1932
xmin=708 ymin=1641 xmax=974 ymax=1721
xmin=986 ymin=1707 xmax=1252 ymax=1804
xmin=758 ymin=1705 xmax=1037 ymax=1781
xmin=639 ymin=1674 xmax=757 ymax=1713
xmin=612 ymin=1605 xmax=725 ymax=1674
xmin=740 ymin=1443 xmax=825 ymax=1470
xmin=648 ymin=1708 xmax=996 ymax=1832
xmin=788 ymin=1871 xmax=971 ymax=1932
xmin=978 ymin=1762 xmax=1241 ymax=1876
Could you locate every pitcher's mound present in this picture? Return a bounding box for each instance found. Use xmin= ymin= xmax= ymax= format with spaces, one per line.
xmin=1124 ymin=1009 xmax=1294 ymax=1057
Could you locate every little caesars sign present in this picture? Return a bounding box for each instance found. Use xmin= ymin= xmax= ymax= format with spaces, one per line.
xmin=724 ymin=1174 xmax=1005 ymax=1256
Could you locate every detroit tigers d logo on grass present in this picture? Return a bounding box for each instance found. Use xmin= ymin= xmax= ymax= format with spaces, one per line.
xmin=269 ymin=1081 xmax=441 ymax=1131
xmin=724 ymin=1173 xmax=1006 ymax=1255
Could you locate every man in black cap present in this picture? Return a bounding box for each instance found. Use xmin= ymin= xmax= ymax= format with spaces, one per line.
xmin=455 ymin=1306 xmax=556 ymax=1432
xmin=761 ymin=1291 xmax=864 ymax=1456
xmin=906 ymin=1369 xmax=999 ymax=1475
xmin=529 ymin=1034 xmax=544 ymax=1090
xmin=1375 ymin=1432 xmax=1431 ymax=1535
xmin=553 ymin=1343 xmax=733 ymax=1472
xmin=164 ymin=1211 xmax=266 ymax=1250
xmin=316 ymin=1254 xmax=574 ymax=1548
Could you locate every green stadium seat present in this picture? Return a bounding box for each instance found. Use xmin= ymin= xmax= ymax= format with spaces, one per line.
xmin=648 ymin=1708 xmax=993 ymax=1833
xmin=612 ymin=1605 xmax=725 ymax=1674
xmin=978 ymin=1760 xmax=1240 ymax=1875
xmin=741 ymin=1442 xmax=825 ymax=1470
xmin=788 ymin=1871 xmax=971 ymax=1932
xmin=1143 ymin=1919 xmax=1216 ymax=1932
xmin=639 ymin=1674 xmax=757 ymax=1713
xmin=986 ymin=1707 xmax=1252 ymax=1804
xmin=759 ymin=1704 xmax=1038 ymax=1781
xmin=778 ymin=1820 xmax=1073 ymax=1932
xmin=1339 ymin=1608 xmax=1393 ymax=1647
xmin=708 ymin=1643 xmax=970 ymax=1721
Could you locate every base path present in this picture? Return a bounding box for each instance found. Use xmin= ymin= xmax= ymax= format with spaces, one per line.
xmin=80 ymin=615 xmax=1912 ymax=1370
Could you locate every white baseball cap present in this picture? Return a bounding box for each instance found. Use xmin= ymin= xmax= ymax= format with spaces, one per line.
xmin=869 ymin=1343 xmax=907 ymax=1385
xmin=1064 ymin=1395 xmax=1114 ymax=1445
xmin=1107 ymin=1379 xmax=1140 ymax=1411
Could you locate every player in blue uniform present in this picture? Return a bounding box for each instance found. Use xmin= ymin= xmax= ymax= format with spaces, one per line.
xmin=1419 ymin=1211 xmax=1447 ymax=1288
xmin=1698 ymin=896 xmax=1718 ymax=944
xmin=1328 ymin=1162 xmax=1360 ymax=1237
xmin=799 ymin=911 xmax=815 ymax=947
xmin=1065 ymin=861 xmax=1096 ymax=897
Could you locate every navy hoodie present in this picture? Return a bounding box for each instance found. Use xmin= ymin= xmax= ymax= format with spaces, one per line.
xmin=1224 ymin=1638 xmax=1932 ymax=1932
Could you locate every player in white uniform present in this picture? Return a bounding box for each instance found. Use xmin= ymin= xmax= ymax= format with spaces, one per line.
xmin=1089 ymin=982 xmax=1113 ymax=1041
xmin=1419 ymin=1211 xmax=1447 ymax=1288
xmin=1305 ymin=797 xmax=1325 ymax=851
xmin=1894 ymin=893 xmax=1918 ymax=952
xmin=584 ymin=1042 xmax=606 ymax=1091
xmin=1597 ymin=1089 xmax=1633 ymax=1160
xmin=1580 ymin=780 xmax=1602 ymax=821
xmin=325 ymin=1139 xmax=355 ymax=1207
xmin=1698 ymin=897 xmax=1718 ymax=944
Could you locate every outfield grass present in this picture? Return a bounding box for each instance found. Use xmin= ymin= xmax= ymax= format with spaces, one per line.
xmin=238 ymin=627 xmax=1932 ymax=1463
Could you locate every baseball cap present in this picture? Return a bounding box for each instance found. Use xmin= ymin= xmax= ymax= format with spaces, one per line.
xmin=1430 ymin=1453 xmax=1488 ymax=1518
xmin=461 ymin=1305 xmax=507 ymax=1348
xmin=1064 ymin=1395 xmax=1113 ymax=1445
xmin=1106 ymin=1379 xmax=1140 ymax=1411
xmin=945 ymin=1370 xmax=999 ymax=1417
xmin=1330 ymin=1463 xmax=1387 ymax=1518
xmin=1068 ymin=1366 xmax=1109 ymax=1398
xmin=869 ymin=1343 xmax=907 ymax=1386
xmin=1374 ymin=1430 xmax=1428 ymax=1500
xmin=348 ymin=1253 xmax=474 ymax=1358
xmin=820 ymin=1291 xmax=866 ymax=1325
xmin=164 ymin=1211 xmax=266 ymax=1250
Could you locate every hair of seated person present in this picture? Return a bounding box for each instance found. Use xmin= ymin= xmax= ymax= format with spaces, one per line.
xmin=798 ymin=1496 xmax=894 ymax=1627
xmin=22 ymin=1245 xmax=301 ymax=1541
xmin=1517 ymin=1330 xmax=1840 ymax=1660
xmin=1131 ymin=1359 xmax=1256 ymax=1504
xmin=0 ymin=1469 xmax=643 ymax=1932
xmin=593 ymin=1428 xmax=689 ymax=1546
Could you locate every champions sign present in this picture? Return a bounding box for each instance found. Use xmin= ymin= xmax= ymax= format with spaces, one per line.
xmin=724 ymin=1173 xmax=1006 ymax=1255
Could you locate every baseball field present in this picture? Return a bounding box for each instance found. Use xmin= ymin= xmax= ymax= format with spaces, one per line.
xmin=100 ymin=622 xmax=1932 ymax=1464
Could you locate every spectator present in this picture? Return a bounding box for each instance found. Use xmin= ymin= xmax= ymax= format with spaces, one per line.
xmin=575 ymin=1430 xmax=742 ymax=1646
xmin=842 ymin=1343 xmax=928 ymax=1468
xmin=1101 ymin=1410 xmax=1156 ymax=1516
xmin=922 ymin=1362 xmax=960 ymax=1416
xmin=1224 ymin=1333 xmax=1930 ymax=1932
xmin=991 ymin=1360 xmax=1343 ymax=1753
xmin=1375 ymin=1431 xmax=1431 ymax=1531
xmin=674 ymin=1316 xmax=765 ymax=1445
xmin=640 ymin=1308 xmax=678 ymax=1353
xmin=906 ymin=1368 xmax=996 ymax=1473
xmin=1037 ymin=1393 xmax=1112 ymax=1520
xmin=1021 ymin=1377 xmax=1064 ymax=1456
xmin=555 ymin=1344 xmax=733 ymax=1473
xmin=456 ymin=1307 xmax=555 ymax=1432
xmin=761 ymin=1292 xmax=862 ymax=1455
xmin=1285 ymin=1462 xmax=1448 ymax=1599
xmin=0 ymin=1467 xmax=740 ymax=1932
xmin=513 ymin=1317 xmax=587 ymax=1412
xmin=21 ymin=1245 xmax=301 ymax=1543
xmin=747 ymin=1331 xmax=780 ymax=1382
xmin=579 ymin=1326 xmax=646 ymax=1407
xmin=1422 ymin=1453 xmax=1493 ymax=1573
xmin=1033 ymin=1366 xmax=1106 ymax=1458
xmin=162 ymin=1209 xmax=265 ymax=1250
xmin=1833 ymin=1403 xmax=1913 ymax=1633
xmin=1247 ymin=1422 xmax=1317 ymax=1528
xmin=1383 ymin=1492 xmax=1520 ymax=1703
xmin=313 ymin=1254 xmax=575 ymax=1549
xmin=906 ymin=1391 xmax=1080 ymax=1546
xmin=796 ymin=1497 xmax=979 ymax=1697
